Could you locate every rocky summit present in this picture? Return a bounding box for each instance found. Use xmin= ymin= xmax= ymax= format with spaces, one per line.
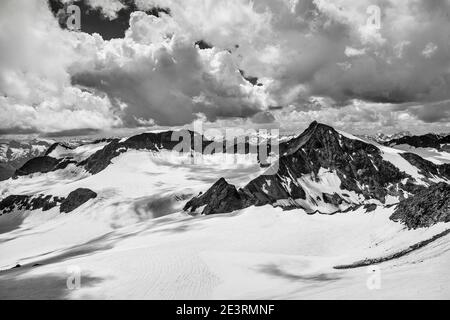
xmin=184 ymin=122 xmax=450 ymax=215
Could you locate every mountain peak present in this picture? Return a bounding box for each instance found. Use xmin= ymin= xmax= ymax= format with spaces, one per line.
xmin=214 ymin=177 xmax=230 ymax=186
xmin=309 ymin=120 xmax=318 ymax=127
xmin=185 ymin=120 xmax=446 ymax=215
xmin=282 ymin=121 xmax=340 ymax=156
xmin=305 ymin=121 xmax=334 ymax=133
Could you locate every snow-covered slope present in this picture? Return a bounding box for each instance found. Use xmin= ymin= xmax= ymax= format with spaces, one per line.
xmin=45 ymin=141 xmax=111 ymax=162
xmin=0 ymin=123 xmax=449 ymax=299
xmin=0 ymin=205 xmax=448 ymax=299
xmin=389 ymin=144 xmax=450 ymax=165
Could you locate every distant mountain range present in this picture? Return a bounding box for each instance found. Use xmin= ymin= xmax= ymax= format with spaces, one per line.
xmin=1 ymin=121 xmax=449 ymax=300
xmin=384 ymin=133 xmax=450 ymax=151
xmin=0 ymin=140 xmax=53 ymax=181
xmin=362 ymin=131 xmax=450 ymax=151
xmin=1 ymin=121 xmax=449 ymax=229
xmin=364 ymin=131 xmax=413 ymax=143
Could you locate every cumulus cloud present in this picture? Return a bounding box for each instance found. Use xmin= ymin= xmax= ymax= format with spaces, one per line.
xmin=67 ymin=4 xmax=274 ymax=126
xmin=0 ymin=0 xmax=121 ymax=133
xmin=271 ymin=98 xmax=450 ymax=135
xmin=85 ymin=0 xmax=125 ymax=19
xmin=0 ymin=0 xmax=449 ymax=135
xmin=251 ymin=111 xmax=276 ymax=124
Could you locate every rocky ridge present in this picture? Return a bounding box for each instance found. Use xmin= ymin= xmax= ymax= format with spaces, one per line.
xmin=385 ymin=133 xmax=450 ymax=150
xmin=390 ymin=182 xmax=450 ymax=229
xmin=184 ymin=122 xmax=450 ymax=215
xmin=0 ymin=188 xmax=97 ymax=215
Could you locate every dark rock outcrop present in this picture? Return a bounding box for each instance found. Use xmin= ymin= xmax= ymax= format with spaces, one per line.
xmin=0 ymin=194 xmax=64 ymax=215
xmin=400 ymin=152 xmax=450 ymax=180
xmin=44 ymin=143 xmax=73 ymax=156
xmin=15 ymin=156 xmax=75 ymax=177
xmin=390 ymin=182 xmax=450 ymax=229
xmin=323 ymin=193 xmax=345 ymax=206
xmin=363 ymin=203 xmax=377 ymax=213
xmin=184 ymin=178 xmax=245 ymax=215
xmin=78 ymin=139 xmax=124 ymax=174
xmin=386 ymin=133 xmax=450 ymax=150
xmin=60 ymin=188 xmax=97 ymax=213
xmin=0 ymin=188 xmax=97 ymax=215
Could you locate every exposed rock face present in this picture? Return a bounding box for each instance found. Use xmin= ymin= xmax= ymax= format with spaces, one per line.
xmin=60 ymin=188 xmax=97 ymax=213
xmin=386 ymin=133 xmax=450 ymax=150
xmin=44 ymin=142 xmax=73 ymax=156
xmin=400 ymin=152 xmax=450 ymax=180
xmin=124 ymin=131 xmax=192 ymax=151
xmin=184 ymin=178 xmax=245 ymax=215
xmin=323 ymin=193 xmax=345 ymax=206
xmin=276 ymin=122 xmax=409 ymax=201
xmin=0 ymin=194 xmax=64 ymax=215
xmin=363 ymin=203 xmax=378 ymax=213
xmin=390 ymin=182 xmax=450 ymax=229
xmin=79 ymin=139 xmax=123 ymax=174
xmin=15 ymin=156 xmax=75 ymax=177
xmin=0 ymin=188 xmax=97 ymax=215
xmin=439 ymin=163 xmax=450 ymax=178
xmin=185 ymin=121 xmax=416 ymax=215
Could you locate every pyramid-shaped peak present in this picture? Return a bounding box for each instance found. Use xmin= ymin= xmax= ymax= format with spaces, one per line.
xmin=213 ymin=177 xmax=230 ymax=186
xmin=305 ymin=121 xmax=335 ymax=133
xmin=282 ymin=121 xmax=338 ymax=155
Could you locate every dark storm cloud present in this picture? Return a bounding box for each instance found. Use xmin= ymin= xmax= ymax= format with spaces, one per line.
xmin=1 ymin=0 xmax=450 ymax=135
xmin=0 ymin=127 xmax=38 ymax=136
xmin=70 ymin=23 xmax=266 ymax=127
xmin=393 ymin=100 xmax=450 ymax=124
xmin=48 ymin=0 xmax=170 ymax=40
xmin=42 ymin=128 xmax=101 ymax=137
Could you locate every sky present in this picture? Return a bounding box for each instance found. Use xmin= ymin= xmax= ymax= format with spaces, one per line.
xmin=0 ymin=0 xmax=450 ymax=137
